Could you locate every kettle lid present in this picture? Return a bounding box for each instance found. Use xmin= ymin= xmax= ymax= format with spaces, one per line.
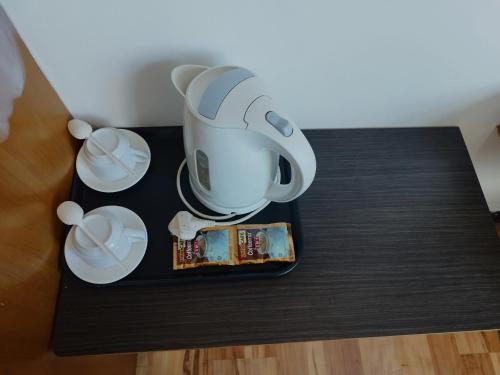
xmin=186 ymin=66 xmax=267 ymax=128
xmin=197 ymin=68 xmax=254 ymax=120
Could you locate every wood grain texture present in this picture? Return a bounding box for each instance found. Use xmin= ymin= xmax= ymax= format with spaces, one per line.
xmin=0 ymin=29 xmax=137 ymax=374
xmin=0 ymin=34 xmax=74 ymax=367
xmin=137 ymin=330 xmax=500 ymax=375
xmin=52 ymin=126 xmax=500 ymax=356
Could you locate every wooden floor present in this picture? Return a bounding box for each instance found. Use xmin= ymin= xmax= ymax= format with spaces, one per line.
xmin=136 ymin=330 xmax=500 ymax=375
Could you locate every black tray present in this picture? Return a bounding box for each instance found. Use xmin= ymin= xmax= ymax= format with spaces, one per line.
xmin=63 ymin=126 xmax=303 ymax=286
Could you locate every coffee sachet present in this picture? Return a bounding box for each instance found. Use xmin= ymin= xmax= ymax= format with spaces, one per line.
xmin=172 ymin=223 xmax=294 ymax=270
xmin=236 ymin=223 xmax=295 ymax=264
xmin=173 ymin=226 xmax=236 ymax=269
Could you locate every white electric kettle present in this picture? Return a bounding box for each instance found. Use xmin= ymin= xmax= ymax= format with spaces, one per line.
xmin=171 ymin=65 xmax=316 ymax=215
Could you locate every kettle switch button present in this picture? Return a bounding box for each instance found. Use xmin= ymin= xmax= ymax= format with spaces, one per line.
xmin=265 ymin=111 xmax=293 ymax=137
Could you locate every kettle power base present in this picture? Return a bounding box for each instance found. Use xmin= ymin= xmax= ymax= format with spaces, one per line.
xmin=62 ymin=126 xmax=303 ymax=287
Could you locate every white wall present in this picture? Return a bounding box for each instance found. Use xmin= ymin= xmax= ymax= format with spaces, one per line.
xmin=3 ymin=0 xmax=500 ymax=210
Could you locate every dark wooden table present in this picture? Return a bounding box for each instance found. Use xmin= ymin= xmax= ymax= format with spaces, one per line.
xmin=52 ymin=127 xmax=500 ymax=356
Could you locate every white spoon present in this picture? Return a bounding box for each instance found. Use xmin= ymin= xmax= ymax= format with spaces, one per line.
xmin=57 ymin=201 xmax=128 ymax=271
xmin=68 ymin=119 xmax=135 ymax=176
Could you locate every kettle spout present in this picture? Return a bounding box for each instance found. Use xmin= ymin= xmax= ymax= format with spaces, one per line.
xmin=171 ymin=65 xmax=208 ymax=98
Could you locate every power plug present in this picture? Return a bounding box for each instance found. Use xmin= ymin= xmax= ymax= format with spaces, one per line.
xmin=168 ymin=211 xmax=215 ymax=240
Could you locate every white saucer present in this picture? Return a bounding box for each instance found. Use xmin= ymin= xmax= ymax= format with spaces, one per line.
xmin=64 ymin=206 xmax=148 ymax=284
xmin=76 ymin=129 xmax=151 ymax=193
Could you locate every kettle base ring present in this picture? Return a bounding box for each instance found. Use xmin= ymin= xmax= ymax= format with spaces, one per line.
xmin=188 ymin=176 xmax=271 ymax=215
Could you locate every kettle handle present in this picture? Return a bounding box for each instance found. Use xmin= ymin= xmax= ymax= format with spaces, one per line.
xmin=244 ymin=96 xmax=316 ymax=202
xmin=171 ymin=65 xmax=209 ymax=97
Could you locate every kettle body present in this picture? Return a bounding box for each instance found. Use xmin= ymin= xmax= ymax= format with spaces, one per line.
xmin=184 ymin=118 xmax=280 ymax=213
xmin=172 ymin=65 xmax=316 ymax=214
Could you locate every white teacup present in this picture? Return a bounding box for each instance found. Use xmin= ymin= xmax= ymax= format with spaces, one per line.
xmin=84 ymin=128 xmax=148 ymax=181
xmin=72 ymin=211 xmax=146 ymax=268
